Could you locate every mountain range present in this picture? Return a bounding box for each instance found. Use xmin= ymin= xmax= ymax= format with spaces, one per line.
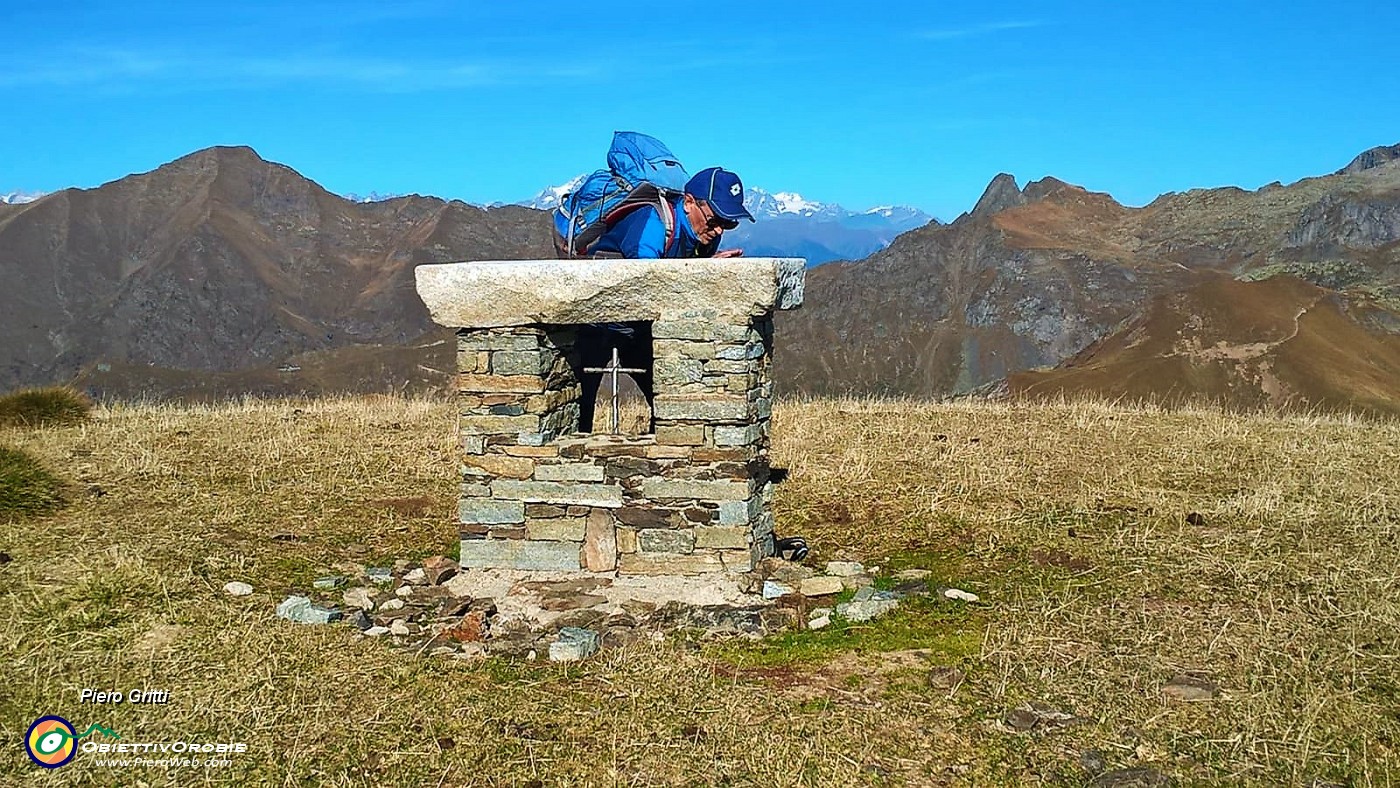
xmin=520 ymin=178 xmax=935 ymax=264
xmin=775 ymin=143 xmax=1400 ymax=414
xmin=2 ymin=143 xmax=1398 ymax=414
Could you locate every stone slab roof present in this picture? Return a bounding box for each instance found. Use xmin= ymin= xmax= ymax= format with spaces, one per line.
xmin=415 ymin=258 xmax=806 ymax=329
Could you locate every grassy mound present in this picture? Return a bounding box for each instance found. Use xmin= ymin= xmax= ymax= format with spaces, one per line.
xmin=0 ymin=445 xmax=66 ymax=517
xmin=0 ymin=386 xmax=93 ymax=428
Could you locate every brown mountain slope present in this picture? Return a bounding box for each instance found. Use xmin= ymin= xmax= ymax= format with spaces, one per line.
xmin=0 ymin=146 xmax=552 ymax=395
xmin=775 ymin=150 xmax=1400 ymax=408
xmin=1006 ymin=275 xmax=1400 ymax=415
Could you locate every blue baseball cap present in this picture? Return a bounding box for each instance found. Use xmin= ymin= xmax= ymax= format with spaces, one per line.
xmin=684 ymin=167 xmax=756 ymax=223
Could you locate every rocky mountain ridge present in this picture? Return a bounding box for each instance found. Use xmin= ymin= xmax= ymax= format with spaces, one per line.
xmin=3 ymin=142 xmax=1399 ymax=413
xmin=775 ymin=148 xmax=1400 ymax=413
xmin=0 ymin=146 xmax=552 ymax=397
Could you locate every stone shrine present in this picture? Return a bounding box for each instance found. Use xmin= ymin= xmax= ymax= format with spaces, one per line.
xmin=415 ymin=258 xmax=805 ymax=576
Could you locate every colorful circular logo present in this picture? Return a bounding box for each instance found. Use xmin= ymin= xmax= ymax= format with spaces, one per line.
xmin=26 ymin=716 xmax=77 ymax=769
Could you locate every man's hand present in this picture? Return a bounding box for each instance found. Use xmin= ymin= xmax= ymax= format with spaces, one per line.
xmin=713 ymin=249 xmax=744 ymax=258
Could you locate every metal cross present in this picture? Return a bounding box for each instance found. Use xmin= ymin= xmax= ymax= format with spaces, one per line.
xmin=583 ymin=347 xmax=647 ymax=434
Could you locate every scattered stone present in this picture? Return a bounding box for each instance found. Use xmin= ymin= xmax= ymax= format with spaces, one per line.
xmin=1079 ymin=750 xmax=1108 ymax=777
xmin=404 ymin=568 xmax=428 ymax=585
xmin=540 ymin=593 xmax=610 ymax=612
xmin=1185 ymin=512 xmax=1206 ymax=526
xmin=342 ymin=588 xmax=374 ymax=610
xmin=395 ymin=585 xmax=415 ymax=598
xmin=454 ymin=643 xmax=487 ymax=660
xmin=366 ymin=567 xmax=393 ymax=585
xmin=1162 ymin=673 xmax=1218 ymax=701
xmin=347 ymin=610 xmax=372 ymax=631
xmin=762 ymin=580 xmax=796 ymax=599
xmin=823 ymin=561 xmax=865 ymax=577
xmin=891 ymin=579 xmax=931 ymax=596
xmin=927 ymin=666 xmax=965 ymax=690
xmin=441 ymin=611 xmax=488 ymax=643
xmin=436 ymin=737 xmax=455 ymax=751
xmin=894 ymin=568 xmax=931 ymax=581
xmin=380 ymin=598 xmax=406 ymax=611
xmin=1003 ymin=703 xmax=1078 ymax=732
xmin=841 ymin=574 xmax=874 ymax=591
xmin=364 ymin=626 xmax=390 ymax=637
xmin=943 ymin=587 xmax=979 ymax=602
xmin=808 ymin=615 xmax=831 ymax=630
xmin=389 ymin=620 xmax=411 ymax=637
xmin=798 ymin=576 xmax=844 ymax=597
xmin=766 ymin=561 xmax=815 ymax=584
xmin=313 ymin=576 xmax=347 ymax=591
xmin=1004 ymin=708 xmax=1039 ymax=731
xmin=422 ymin=556 xmax=459 ymax=585
xmin=0 ymin=551 xmax=11 ymax=564
xmin=851 ymin=586 xmax=898 ymax=603
xmin=549 ymin=627 xmax=601 ymax=662
xmin=223 ymin=581 xmax=254 ymax=597
xmin=809 ymin=607 xmax=832 ymax=619
xmin=836 ymin=599 xmax=899 ymax=622
xmin=552 ymin=609 xmax=609 ymax=632
xmin=435 ymin=598 xmax=475 ymax=619
xmin=1089 ymin=767 xmax=1173 ymax=787
xmin=602 ymin=626 xmax=643 ymax=649
xmin=275 ymin=595 xmax=342 ymax=625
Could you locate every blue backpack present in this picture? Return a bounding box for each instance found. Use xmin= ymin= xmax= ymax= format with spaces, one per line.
xmin=552 ymin=132 xmax=690 ymax=258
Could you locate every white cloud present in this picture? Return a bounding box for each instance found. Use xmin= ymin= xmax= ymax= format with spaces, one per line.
xmin=916 ymin=21 xmax=1045 ymax=41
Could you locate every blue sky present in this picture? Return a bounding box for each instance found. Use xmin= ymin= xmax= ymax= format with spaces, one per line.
xmin=2 ymin=0 xmax=1396 ymax=219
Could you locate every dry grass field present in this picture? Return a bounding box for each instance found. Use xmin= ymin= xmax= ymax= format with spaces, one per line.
xmin=2 ymin=395 xmax=1399 ymax=785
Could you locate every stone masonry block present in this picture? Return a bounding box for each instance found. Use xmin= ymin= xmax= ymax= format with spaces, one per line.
xmin=654 ymin=424 xmax=705 ymax=446
xmin=492 ymin=350 xmax=549 ymax=376
xmin=717 ymin=496 xmax=762 ymax=526
xmin=463 ymin=454 xmax=536 ymax=479
xmin=616 ymin=526 xmax=639 ymax=554
xmin=639 ymin=528 xmax=696 ymax=554
xmin=715 ymin=342 xmax=764 ymax=361
xmin=694 ymin=525 xmax=751 ymax=549
xmin=534 ymin=463 xmax=606 ymax=482
xmin=583 ymin=510 xmax=618 ymax=572
xmin=641 ymin=478 xmax=753 ymax=501
xmin=458 ymin=374 xmax=546 ymax=394
xmin=460 ymin=414 xmax=543 ymax=434
xmin=525 ymin=517 xmax=588 ymax=541
xmin=459 ymin=539 xmax=581 ymax=571
xmin=459 ymin=499 xmax=525 ymax=525
xmin=493 ymin=480 xmax=624 ymax=508
xmin=713 ymin=424 xmax=763 ymax=447
xmin=654 ymin=356 xmax=704 ymax=385
xmin=618 ymin=551 xmax=725 ymax=575
xmin=652 ymin=395 xmax=751 ymax=422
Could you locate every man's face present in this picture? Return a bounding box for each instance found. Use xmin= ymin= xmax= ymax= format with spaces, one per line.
xmin=684 ymin=194 xmax=737 ymax=245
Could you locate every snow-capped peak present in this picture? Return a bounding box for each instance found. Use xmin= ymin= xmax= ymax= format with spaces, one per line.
xmin=521 ymin=174 xmax=586 ymax=210
xmin=770 ymin=191 xmax=822 ymax=215
xmin=1 ymin=190 xmax=46 ymax=205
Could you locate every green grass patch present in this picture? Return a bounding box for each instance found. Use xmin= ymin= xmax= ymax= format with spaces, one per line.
xmin=0 ymin=386 xmax=93 ymax=428
xmin=0 ymin=444 xmax=67 ymax=518
xmin=710 ymin=595 xmax=984 ymax=668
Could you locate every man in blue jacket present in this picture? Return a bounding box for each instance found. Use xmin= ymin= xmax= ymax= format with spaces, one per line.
xmin=590 ymin=166 xmax=755 ymax=258
xmin=579 ymin=166 xmax=756 ymax=432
